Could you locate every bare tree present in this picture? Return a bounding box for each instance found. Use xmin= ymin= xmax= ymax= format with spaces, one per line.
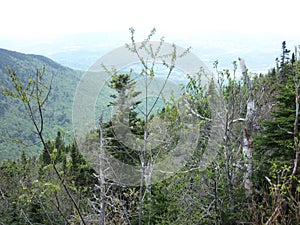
xmin=125 ymin=28 xmax=187 ymax=224
xmin=238 ymin=58 xmax=254 ymax=197
xmin=96 ymin=114 xmax=106 ymax=225
xmin=292 ymin=46 xmax=300 ymax=176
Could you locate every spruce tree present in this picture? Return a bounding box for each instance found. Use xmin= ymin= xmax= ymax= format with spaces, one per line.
xmin=255 ymin=43 xmax=298 ymax=182
xmin=105 ymin=72 xmax=143 ymax=165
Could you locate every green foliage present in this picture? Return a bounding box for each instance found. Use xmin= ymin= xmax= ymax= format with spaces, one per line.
xmin=104 ymin=71 xmax=144 ymax=165
xmin=255 ymin=44 xmax=298 ymax=184
xmin=252 ymin=43 xmax=300 ymax=224
xmin=0 ymin=48 xmax=82 ymax=161
xmin=1 ymin=38 xmax=300 ymax=224
xmin=0 ymin=131 xmax=98 ymax=225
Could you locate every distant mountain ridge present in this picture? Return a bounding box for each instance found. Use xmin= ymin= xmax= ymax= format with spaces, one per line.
xmin=0 ymin=48 xmax=82 ymax=160
xmin=0 ymin=48 xmax=71 ymax=71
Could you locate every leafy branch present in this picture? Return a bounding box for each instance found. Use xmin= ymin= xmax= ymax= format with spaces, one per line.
xmin=1 ymin=67 xmax=87 ymax=225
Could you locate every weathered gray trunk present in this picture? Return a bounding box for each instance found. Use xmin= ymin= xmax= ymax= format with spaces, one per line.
xmin=239 ymin=58 xmax=254 ymax=196
xmin=98 ymin=117 xmax=106 ymax=225
xmin=292 ymin=47 xmax=299 ymax=177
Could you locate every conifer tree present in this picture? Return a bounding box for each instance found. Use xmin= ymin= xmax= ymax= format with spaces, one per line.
xmin=255 ymin=43 xmax=298 ymax=182
xmin=105 ymin=71 xmax=143 ymax=165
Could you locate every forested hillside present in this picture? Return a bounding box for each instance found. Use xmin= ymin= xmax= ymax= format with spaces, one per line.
xmin=0 ymin=33 xmax=299 ymax=225
xmin=0 ymin=48 xmax=82 ymax=160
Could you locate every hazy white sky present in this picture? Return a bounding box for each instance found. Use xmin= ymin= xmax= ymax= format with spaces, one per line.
xmin=1 ymin=0 xmax=299 ymax=41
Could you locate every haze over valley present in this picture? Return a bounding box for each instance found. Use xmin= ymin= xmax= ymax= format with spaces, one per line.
xmin=2 ymin=31 xmax=299 ymax=74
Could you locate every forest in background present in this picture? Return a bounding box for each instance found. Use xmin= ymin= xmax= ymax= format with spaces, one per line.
xmin=0 ymin=30 xmax=299 ymax=225
xmin=0 ymin=48 xmax=82 ymax=159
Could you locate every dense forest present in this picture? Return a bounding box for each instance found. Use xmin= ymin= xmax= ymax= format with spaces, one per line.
xmin=0 ymin=30 xmax=299 ymax=225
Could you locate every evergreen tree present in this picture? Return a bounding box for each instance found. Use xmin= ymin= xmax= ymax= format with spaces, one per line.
xmin=276 ymin=41 xmax=292 ymax=84
xmin=255 ymin=44 xmax=298 ymax=184
xmin=54 ymin=131 xmax=65 ymax=162
xmin=105 ymin=71 xmax=144 ymax=165
xmin=68 ymin=140 xmax=96 ymax=189
xmin=40 ymin=140 xmax=53 ymax=165
xmin=108 ymin=72 xmax=142 ymax=132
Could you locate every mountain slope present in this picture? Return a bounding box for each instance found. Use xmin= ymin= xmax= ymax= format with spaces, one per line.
xmin=0 ymin=48 xmax=83 ymax=160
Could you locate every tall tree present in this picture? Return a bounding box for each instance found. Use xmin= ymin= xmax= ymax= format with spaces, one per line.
xmin=255 ymin=45 xmax=297 ymax=181
xmin=238 ymin=57 xmax=255 ymax=197
xmin=106 ymin=71 xmax=143 ymax=164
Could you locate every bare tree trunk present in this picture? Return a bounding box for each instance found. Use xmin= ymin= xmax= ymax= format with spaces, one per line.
xmin=242 ymin=127 xmax=254 ymax=196
xmin=98 ymin=116 xmax=106 ymax=225
xmin=138 ymin=145 xmax=145 ymax=225
xmin=224 ymin=112 xmax=235 ymax=212
xmin=239 ymin=58 xmax=254 ymax=197
xmin=292 ymin=47 xmax=300 ymax=176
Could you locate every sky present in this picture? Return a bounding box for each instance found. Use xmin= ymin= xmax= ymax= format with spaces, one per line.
xmin=1 ymin=0 xmax=299 ymax=40
xmin=1 ymin=0 xmax=299 ymax=73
